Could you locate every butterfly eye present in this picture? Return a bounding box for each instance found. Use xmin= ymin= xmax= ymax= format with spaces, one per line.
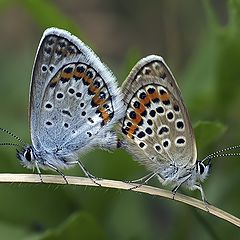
xmin=196 ymin=161 xmax=206 ymax=175
xmin=24 ymin=149 xmax=32 ymax=162
xmin=199 ymin=162 xmax=205 ymax=175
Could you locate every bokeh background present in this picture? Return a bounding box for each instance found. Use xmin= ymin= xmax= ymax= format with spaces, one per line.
xmin=0 ymin=0 xmax=239 ymax=239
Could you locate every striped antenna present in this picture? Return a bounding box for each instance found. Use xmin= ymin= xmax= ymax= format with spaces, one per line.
xmin=201 ymin=145 xmax=240 ymax=163
xmin=0 ymin=142 xmax=22 ymax=148
xmin=0 ymin=127 xmax=25 ymax=145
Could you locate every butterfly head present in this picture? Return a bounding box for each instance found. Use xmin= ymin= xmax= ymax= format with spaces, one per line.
xmin=195 ymin=144 xmax=240 ymax=183
xmin=17 ymin=145 xmax=37 ymax=169
xmin=0 ymin=128 xmax=36 ymax=168
xmin=195 ymin=160 xmax=211 ymax=182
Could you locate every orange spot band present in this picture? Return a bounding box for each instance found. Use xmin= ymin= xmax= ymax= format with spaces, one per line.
xmin=160 ymin=93 xmax=170 ymax=102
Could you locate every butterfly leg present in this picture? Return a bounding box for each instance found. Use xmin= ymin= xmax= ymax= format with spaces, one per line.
xmin=34 ymin=161 xmax=43 ymax=183
xmin=44 ymin=161 xmax=68 ymax=184
xmin=171 ymin=174 xmax=192 ymax=200
xmin=68 ymin=160 xmax=101 ymax=186
xmin=128 ymin=171 xmax=159 ymax=190
xmin=126 ymin=171 xmax=155 ymax=184
xmin=171 ymin=185 xmax=181 ymax=200
xmin=191 ymin=183 xmax=210 ymax=211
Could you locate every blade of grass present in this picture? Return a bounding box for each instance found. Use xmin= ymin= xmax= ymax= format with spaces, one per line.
xmin=0 ymin=173 xmax=238 ymax=228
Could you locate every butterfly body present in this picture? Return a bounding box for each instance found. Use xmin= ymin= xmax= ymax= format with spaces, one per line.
xmin=17 ymin=144 xmax=83 ymax=170
xmin=120 ymin=55 xmax=210 ymax=200
xmin=156 ymin=161 xmax=209 ymax=190
xmin=16 ymin=28 xmax=123 ymax=177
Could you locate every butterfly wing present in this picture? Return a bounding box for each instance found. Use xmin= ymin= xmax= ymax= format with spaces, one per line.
xmin=120 ymin=55 xmax=197 ymax=171
xmin=30 ymin=28 xmax=123 ymax=152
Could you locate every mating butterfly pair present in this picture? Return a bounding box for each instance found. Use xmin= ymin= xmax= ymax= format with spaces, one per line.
xmin=1 ymin=28 xmax=238 ymax=204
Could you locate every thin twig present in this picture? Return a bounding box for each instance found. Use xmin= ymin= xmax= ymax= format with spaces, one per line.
xmin=0 ymin=173 xmax=239 ymax=228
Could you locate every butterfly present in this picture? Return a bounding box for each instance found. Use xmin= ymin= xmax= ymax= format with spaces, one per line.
xmin=0 ymin=28 xmax=123 ymax=183
xmin=119 ymin=55 xmax=240 ymax=205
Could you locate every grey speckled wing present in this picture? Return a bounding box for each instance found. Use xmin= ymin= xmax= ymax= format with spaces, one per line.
xmin=120 ymin=55 xmax=197 ymax=172
xmin=30 ymin=28 xmax=123 ymax=153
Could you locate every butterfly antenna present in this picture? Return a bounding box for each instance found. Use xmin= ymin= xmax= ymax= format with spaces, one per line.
xmin=202 ymin=144 xmax=240 ymax=163
xmin=0 ymin=127 xmax=25 ymax=145
xmin=0 ymin=142 xmax=22 ymax=148
xmin=202 ymin=152 xmax=240 ymax=163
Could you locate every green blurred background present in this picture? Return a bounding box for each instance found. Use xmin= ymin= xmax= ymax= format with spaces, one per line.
xmin=0 ymin=0 xmax=239 ymax=239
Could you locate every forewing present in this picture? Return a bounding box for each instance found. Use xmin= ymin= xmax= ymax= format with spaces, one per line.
xmin=120 ymin=55 xmax=197 ymax=170
xmin=30 ymin=28 xmax=123 ymax=151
